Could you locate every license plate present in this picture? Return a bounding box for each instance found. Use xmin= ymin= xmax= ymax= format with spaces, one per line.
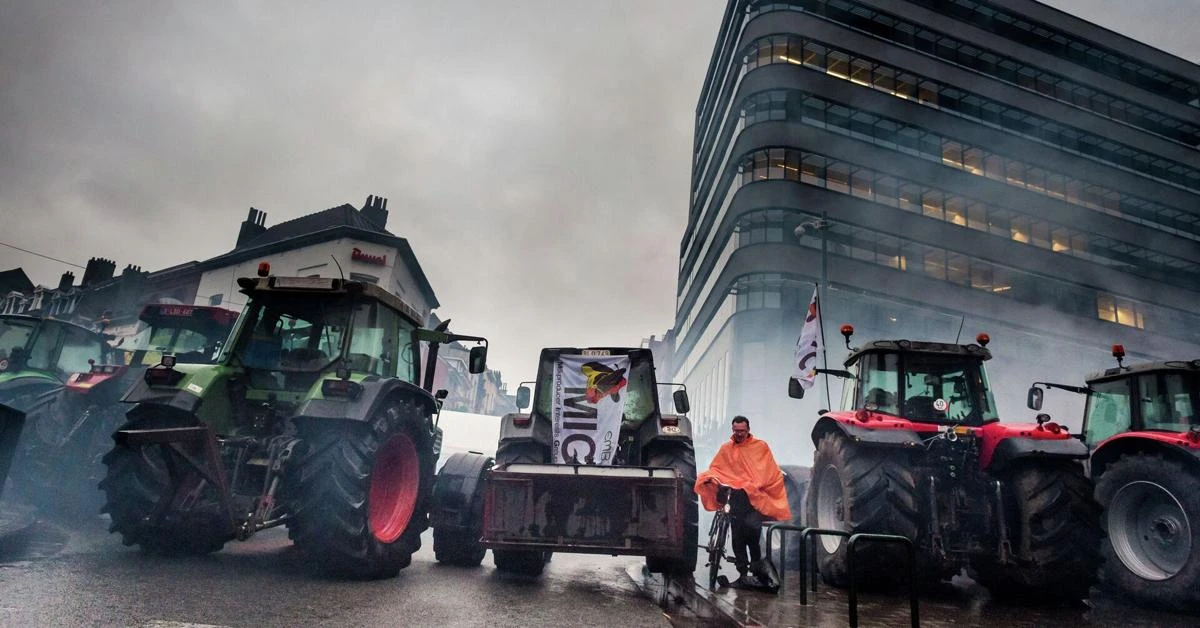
xmin=581 ymin=349 xmax=611 ymax=356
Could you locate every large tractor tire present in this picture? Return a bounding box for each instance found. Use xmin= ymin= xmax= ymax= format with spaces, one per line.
xmin=290 ymin=397 xmax=434 ymax=579
xmin=14 ymin=401 xmax=124 ymax=517
xmin=431 ymin=451 xmax=493 ymax=567
xmin=643 ymin=444 xmax=699 ymax=576
xmin=807 ymin=431 xmax=919 ymax=588
xmin=771 ymin=465 xmax=811 ymax=571
xmin=975 ymin=461 xmax=1101 ymax=603
xmin=1095 ymin=453 xmax=1200 ymax=609
xmin=99 ymin=412 xmax=232 ymax=556
xmin=492 ymin=440 xmax=550 ymax=576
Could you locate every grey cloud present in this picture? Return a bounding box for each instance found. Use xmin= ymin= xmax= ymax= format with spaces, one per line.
xmin=1 ymin=0 xmax=1193 ymax=386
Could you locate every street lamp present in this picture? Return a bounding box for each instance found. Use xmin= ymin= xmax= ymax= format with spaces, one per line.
xmin=793 ymin=211 xmax=831 ymax=295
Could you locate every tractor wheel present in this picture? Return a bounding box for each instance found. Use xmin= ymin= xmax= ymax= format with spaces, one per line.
xmin=98 ymin=412 xmax=231 ymax=556
xmin=807 ymin=431 xmax=919 ymax=588
xmin=1095 ymin=453 xmax=1200 ymax=609
xmin=14 ymin=402 xmax=125 ymax=517
xmin=492 ymin=440 xmax=550 ymax=576
xmin=975 ymin=461 xmax=1101 ymax=603
xmin=290 ymin=398 xmax=434 ymax=579
xmin=643 ymin=444 xmax=699 ymax=576
xmin=431 ymin=452 xmax=493 ymax=567
xmin=772 ymin=465 xmax=811 ymax=571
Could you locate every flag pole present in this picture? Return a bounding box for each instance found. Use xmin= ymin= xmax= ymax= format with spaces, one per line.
xmin=816 ymin=281 xmax=831 ymax=411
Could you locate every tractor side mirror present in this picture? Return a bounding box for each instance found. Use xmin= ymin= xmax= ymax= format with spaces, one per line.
xmin=468 ymin=345 xmax=487 ymax=374
xmin=435 ymin=389 xmax=449 ymax=401
xmin=516 ymin=385 xmax=531 ymax=410
xmin=1027 ymin=386 xmax=1043 ymax=411
xmin=788 ymin=377 xmax=805 ymax=399
xmin=672 ymin=389 xmax=690 ymax=414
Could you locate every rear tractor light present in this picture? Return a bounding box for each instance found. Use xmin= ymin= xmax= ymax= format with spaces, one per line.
xmin=321 ymin=379 xmax=363 ymax=400
xmin=659 ymin=416 xmax=679 ymax=427
xmin=144 ymin=367 xmax=184 ymax=387
xmin=512 ymin=415 xmax=532 ymax=427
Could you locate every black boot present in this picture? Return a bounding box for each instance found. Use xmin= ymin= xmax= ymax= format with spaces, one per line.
xmin=749 ymin=559 xmax=780 ymax=594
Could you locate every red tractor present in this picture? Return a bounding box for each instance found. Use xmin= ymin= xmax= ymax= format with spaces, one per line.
xmin=1029 ymin=346 xmax=1200 ymax=609
xmin=795 ymin=326 xmax=1101 ymax=601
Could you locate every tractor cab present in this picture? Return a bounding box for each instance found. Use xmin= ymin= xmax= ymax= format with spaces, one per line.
xmin=123 ymin=304 xmax=238 ymax=367
xmin=1080 ymin=358 xmax=1199 ymax=445
xmin=1028 ymin=345 xmax=1200 ymax=445
xmin=807 ymin=327 xmax=999 ymax=427
xmin=0 ymin=315 xmax=115 ymax=387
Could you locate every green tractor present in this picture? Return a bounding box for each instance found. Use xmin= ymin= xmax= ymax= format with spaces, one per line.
xmin=99 ymin=273 xmax=488 ymax=579
xmin=11 ymin=304 xmax=236 ymax=516
xmin=0 ymin=314 xmax=115 ymax=501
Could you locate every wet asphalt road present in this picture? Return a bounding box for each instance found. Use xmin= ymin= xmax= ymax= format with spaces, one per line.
xmin=6 ymin=507 xmax=1200 ymax=627
xmin=0 ymin=511 xmax=672 ymax=627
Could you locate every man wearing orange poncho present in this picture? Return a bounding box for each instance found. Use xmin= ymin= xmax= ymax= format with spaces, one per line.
xmin=695 ymin=415 xmax=790 ymax=590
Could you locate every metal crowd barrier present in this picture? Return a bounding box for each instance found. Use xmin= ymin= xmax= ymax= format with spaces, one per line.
xmin=765 ymin=524 xmax=919 ymax=628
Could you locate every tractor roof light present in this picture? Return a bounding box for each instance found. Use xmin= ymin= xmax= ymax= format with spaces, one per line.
xmin=257 ymin=262 xmax=271 ymax=277
xmin=840 ymin=324 xmax=854 ymax=349
xmin=975 ymin=333 xmax=990 ymax=347
xmin=1112 ymin=344 xmax=1126 ymax=368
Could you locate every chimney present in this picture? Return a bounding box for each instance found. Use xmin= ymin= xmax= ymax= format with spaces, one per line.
xmin=58 ymin=271 xmax=75 ymax=291
xmin=361 ymin=194 xmax=389 ymax=230
xmin=81 ymin=257 xmax=117 ymax=287
xmin=122 ymin=263 xmax=148 ymax=282
xmin=236 ymin=207 xmax=268 ymax=247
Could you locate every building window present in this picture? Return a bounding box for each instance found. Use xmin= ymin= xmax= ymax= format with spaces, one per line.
xmin=740 ymin=33 xmax=1200 ymax=191
xmin=738 ymin=87 xmax=1199 ymax=242
xmin=746 ymin=0 xmax=1200 ymax=138
xmin=1097 ymin=294 xmax=1145 ymax=329
xmin=209 ymin=294 xmax=223 ymax=306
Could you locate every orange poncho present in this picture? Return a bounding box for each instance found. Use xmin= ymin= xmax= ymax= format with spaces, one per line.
xmin=695 ymin=435 xmax=791 ymax=521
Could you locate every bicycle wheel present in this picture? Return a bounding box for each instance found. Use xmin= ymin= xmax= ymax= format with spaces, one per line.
xmin=708 ymin=513 xmax=730 ymax=588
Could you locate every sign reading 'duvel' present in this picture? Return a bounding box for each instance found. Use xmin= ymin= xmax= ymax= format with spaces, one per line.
xmin=351 ymin=248 xmax=387 ymax=266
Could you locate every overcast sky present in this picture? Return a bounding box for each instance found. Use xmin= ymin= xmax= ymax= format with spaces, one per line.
xmin=1 ymin=1 xmax=1196 ymax=387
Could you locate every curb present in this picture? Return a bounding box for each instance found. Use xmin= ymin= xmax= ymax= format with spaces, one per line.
xmin=627 ymin=566 xmax=747 ymax=627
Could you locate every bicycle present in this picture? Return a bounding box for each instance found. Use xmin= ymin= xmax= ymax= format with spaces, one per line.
xmin=702 ymin=481 xmax=739 ymax=588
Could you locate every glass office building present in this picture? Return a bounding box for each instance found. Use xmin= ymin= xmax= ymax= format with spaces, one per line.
xmin=676 ymin=0 xmax=1200 ymax=461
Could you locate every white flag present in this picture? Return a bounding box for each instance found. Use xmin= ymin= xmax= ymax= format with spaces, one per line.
xmin=551 ymin=354 xmax=628 ymax=465
xmin=793 ymin=288 xmax=822 ymax=389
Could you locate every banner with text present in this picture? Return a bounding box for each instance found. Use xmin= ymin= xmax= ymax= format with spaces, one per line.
xmin=552 ymin=354 xmax=629 ymax=465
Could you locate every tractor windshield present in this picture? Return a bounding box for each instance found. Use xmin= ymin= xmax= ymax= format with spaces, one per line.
xmin=533 ymin=351 xmax=658 ymax=427
xmin=1085 ymin=379 xmax=1133 ymax=443
xmin=1135 ymin=371 xmax=1199 ymax=434
xmin=0 ymin=318 xmax=36 ymax=370
xmin=11 ymin=320 xmax=110 ymax=378
xmin=232 ymin=294 xmax=352 ymax=375
xmin=902 ymin=355 xmax=999 ymax=425
xmin=126 ymin=307 xmax=236 ymax=366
